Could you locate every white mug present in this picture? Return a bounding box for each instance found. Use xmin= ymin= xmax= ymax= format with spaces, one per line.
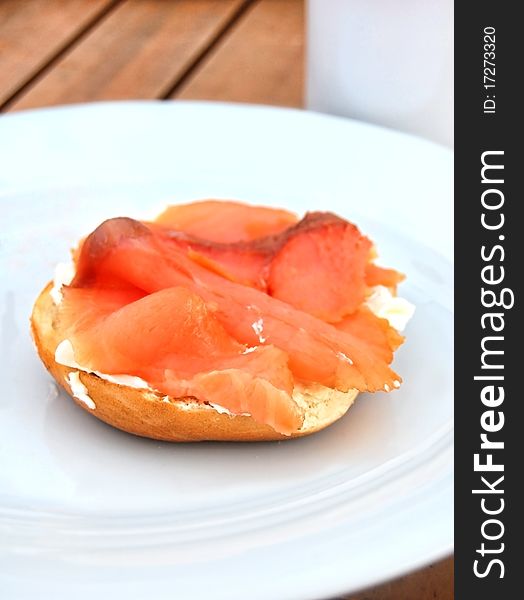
xmin=306 ymin=0 xmax=453 ymax=147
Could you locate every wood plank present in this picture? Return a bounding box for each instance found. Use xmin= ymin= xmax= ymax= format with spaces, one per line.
xmin=0 ymin=0 xmax=119 ymax=108
xmin=7 ymin=0 xmax=249 ymax=112
xmin=174 ymin=0 xmax=304 ymax=107
xmin=342 ymin=557 xmax=454 ymax=600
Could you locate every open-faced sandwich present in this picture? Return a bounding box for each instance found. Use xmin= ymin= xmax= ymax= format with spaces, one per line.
xmin=31 ymin=200 xmax=414 ymax=441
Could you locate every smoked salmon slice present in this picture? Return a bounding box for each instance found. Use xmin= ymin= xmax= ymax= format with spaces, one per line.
xmin=154 ymin=199 xmax=298 ymax=243
xmin=266 ymin=214 xmax=372 ymax=321
xmin=60 ymin=285 xmax=302 ymax=434
xmin=365 ymin=263 xmax=405 ymax=291
xmin=154 ymin=212 xmax=401 ymax=322
xmin=69 ymin=217 xmax=402 ymax=393
xmin=336 ymin=307 xmax=404 ymax=366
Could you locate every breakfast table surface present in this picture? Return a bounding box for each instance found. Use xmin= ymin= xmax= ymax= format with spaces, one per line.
xmin=0 ymin=1 xmax=453 ymax=598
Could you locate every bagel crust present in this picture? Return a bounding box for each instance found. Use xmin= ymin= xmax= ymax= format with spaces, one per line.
xmin=31 ymin=283 xmax=358 ymax=442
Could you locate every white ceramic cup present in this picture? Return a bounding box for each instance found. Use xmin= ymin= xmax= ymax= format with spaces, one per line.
xmin=306 ymin=0 xmax=453 ymax=146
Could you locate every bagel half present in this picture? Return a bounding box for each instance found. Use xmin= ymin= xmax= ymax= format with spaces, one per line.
xmin=31 ymin=283 xmax=359 ymax=442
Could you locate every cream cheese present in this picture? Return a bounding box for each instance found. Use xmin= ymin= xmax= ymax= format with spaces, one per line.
xmin=365 ymin=285 xmax=415 ymax=332
xmin=55 ymin=340 xmax=151 ymax=389
xmin=50 ymin=260 xmax=76 ymax=305
xmin=251 ymin=318 xmax=267 ymax=343
xmin=209 ymin=402 xmax=244 ymax=415
xmin=66 ymin=371 xmax=96 ymax=410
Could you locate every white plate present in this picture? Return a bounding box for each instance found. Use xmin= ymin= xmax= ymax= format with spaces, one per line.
xmin=0 ymin=102 xmax=453 ymax=600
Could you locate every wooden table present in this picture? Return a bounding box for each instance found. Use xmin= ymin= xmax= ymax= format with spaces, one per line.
xmin=0 ymin=1 xmax=453 ymax=597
